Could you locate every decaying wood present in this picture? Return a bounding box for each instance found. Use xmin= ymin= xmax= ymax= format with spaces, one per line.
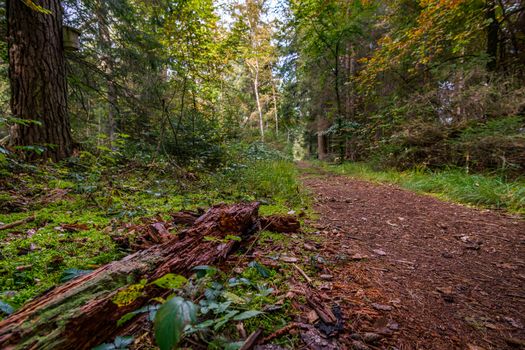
xmin=259 ymin=214 xmax=300 ymax=233
xmin=0 ymin=202 xmax=260 ymax=350
xmin=171 ymin=209 xmax=202 ymax=226
xmin=0 ymin=215 xmax=35 ymax=231
xmin=305 ymin=291 xmax=337 ymax=325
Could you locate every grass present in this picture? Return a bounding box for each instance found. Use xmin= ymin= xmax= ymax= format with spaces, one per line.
xmin=0 ymin=156 xmax=309 ymax=312
xmin=317 ymin=161 xmax=525 ymax=215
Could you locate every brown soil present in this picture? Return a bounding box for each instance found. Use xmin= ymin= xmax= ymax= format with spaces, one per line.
xmin=299 ymin=164 xmax=525 ymax=350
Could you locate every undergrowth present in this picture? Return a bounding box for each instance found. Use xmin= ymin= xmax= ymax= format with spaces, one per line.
xmin=318 ymin=161 xmax=525 ymax=215
xmin=0 ymin=142 xmax=309 ymax=315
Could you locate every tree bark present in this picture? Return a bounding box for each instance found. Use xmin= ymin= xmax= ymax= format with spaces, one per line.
xmin=271 ymin=79 xmax=279 ymax=136
xmin=96 ymin=1 xmax=118 ymax=147
xmin=317 ymin=115 xmax=328 ymax=160
xmin=0 ymin=202 xmax=261 ymax=350
xmin=7 ymin=0 xmax=73 ymax=161
xmin=253 ymin=58 xmax=265 ymax=142
xmin=486 ymin=0 xmax=500 ymax=71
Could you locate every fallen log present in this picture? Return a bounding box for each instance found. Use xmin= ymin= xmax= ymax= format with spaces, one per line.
xmin=0 ymin=202 xmax=260 ymax=350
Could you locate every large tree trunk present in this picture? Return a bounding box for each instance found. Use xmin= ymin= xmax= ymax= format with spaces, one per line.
xmin=7 ymin=0 xmax=73 ymax=161
xmin=0 ymin=203 xmax=261 ymax=350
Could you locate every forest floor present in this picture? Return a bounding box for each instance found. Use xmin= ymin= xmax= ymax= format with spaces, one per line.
xmin=297 ymin=162 xmax=525 ymax=349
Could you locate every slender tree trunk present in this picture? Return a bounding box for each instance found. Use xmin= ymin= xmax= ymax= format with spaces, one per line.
xmin=253 ymin=58 xmax=264 ymax=142
xmin=271 ymin=80 xmax=278 ymax=136
xmin=333 ymin=44 xmax=342 ymax=117
xmin=7 ymin=0 xmax=72 ymax=161
xmin=97 ymin=1 xmax=118 ymax=146
xmin=486 ymin=0 xmax=499 ymax=71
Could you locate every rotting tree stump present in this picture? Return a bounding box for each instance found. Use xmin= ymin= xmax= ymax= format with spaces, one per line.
xmin=0 ymin=202 xmax=261 ymax=350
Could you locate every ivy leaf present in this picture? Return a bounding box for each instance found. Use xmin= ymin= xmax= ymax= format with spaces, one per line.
xmin=154 ymin=297 xmax=197 ymax=350
xmin=151 ymin=274 xmax=188 ymax=290
xmin=233 ymin=310 xmax=262 ymax=321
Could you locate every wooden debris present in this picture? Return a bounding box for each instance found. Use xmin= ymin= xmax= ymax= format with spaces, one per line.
xmin=259 ymin=214 xmax=300 ymax=233
xmin=293 ymin=263 xmax=313 ymax=285
xmin=0 ymin=202 xmax=260 ymax=350
xmin=0 ymin=214 xmax=35 ymax=231
xmin=260 ymin=322 xmax=309 ymax=344
xmin=240 ymin=329 xmax=263 ymax=350
xmin=305 ymin=291 xmax=337 ymax=324
xmin=171 ymin=210 xmax=202 ymax=226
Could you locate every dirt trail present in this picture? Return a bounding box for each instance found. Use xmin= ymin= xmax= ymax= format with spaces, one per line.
xmin=300 ymin=164 xmax=525 ymax=349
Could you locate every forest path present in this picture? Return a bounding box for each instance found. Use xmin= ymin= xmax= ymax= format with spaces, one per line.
xmin=298 ymin=162 xmax=525 ymax=349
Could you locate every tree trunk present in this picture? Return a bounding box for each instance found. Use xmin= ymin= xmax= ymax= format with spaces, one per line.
xmin=0 ymin=203 xmax=261 ymax=350
xmin=271 ymin=80 xmax=279 ymax=136
xmin=253 ymin=58 xmax=265 ymax=142
xmin=317 ymin=115 xmax=328 ymax=160
xmin=97 ymin=1 xmax=118 ymax=147
xmin=7 ymin=0 xmax=72 ymax=161
xmin=486 ymin=0 xmax=499 ymax=71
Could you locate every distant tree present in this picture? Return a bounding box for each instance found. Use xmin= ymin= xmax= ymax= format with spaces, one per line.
xmin=7 ymin=0 xmax=73 ymax=161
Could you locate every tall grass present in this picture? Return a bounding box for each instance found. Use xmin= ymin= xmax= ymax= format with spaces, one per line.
xmin=320 ymin=162 xmax=525 ymax=214
xmin=206 ymin=160 xmax=308 ymax=214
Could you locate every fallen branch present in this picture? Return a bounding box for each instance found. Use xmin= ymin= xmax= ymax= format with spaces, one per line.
xmin=293 ymin=263 xmax=313 ymax=285
xmin=260 ymin=322 xmax=309 ymax=344
xmin=0 ymin=214 xmax=35 ymax=231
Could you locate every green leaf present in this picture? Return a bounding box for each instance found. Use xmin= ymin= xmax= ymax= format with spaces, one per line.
xmin=0 ymin=300 xmax=15 ymax=315
xmin=91 ymin=336 xmax=134 ymax=350
xmin=151 ymin=274 xmax=188 ymax=290
xmin=233 ymin=310 xmax=262 ymax=321
xmin=192 ymin=265 xmax=217 ymax=278
xmin=248 ymin=261 xmax=270 ymax=278
xmin=222 ymin=291 xmax=246 ymax=305
xmin=213 ymin=310 xmax=240 ymax=331
xmin=154 ymin=297 xmax=197 ymax=350
xmin=113 ymin=336 xmax=134 ymax=348
xmin=117 ymin=305 xmax=159 ymax=327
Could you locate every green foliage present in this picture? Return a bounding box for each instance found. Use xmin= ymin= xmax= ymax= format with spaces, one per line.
xmin=0 ymin=300 xmax=14 ymax=316
xmin=92 ymin=336 xmax=134 ymax=350
xmin=154 ymin=296 xmax=197 ymax=350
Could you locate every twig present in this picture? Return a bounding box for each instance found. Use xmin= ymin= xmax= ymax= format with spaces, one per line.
xmin=260 ymin=322 xmax=309 ymax=344
xmin=0 ymin=214 xmax=35 ymax=231
xmin=293 ymin=263 xmax=313 ymax=285
xmin=239 ymin=329 xmax=263 ymax=350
